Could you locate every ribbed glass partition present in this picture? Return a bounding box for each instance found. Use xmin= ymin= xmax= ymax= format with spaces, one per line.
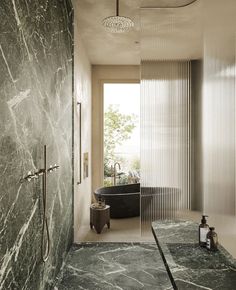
xmin=202 ymin=0 xmax=236 ymax=217
xmin=140 ymin=60 xmax=191 ymax=232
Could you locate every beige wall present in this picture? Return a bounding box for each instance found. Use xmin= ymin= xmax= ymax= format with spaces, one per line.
xmin=73 ymin=2 xmax=92 ymax=241
xmin=92 ymin=65 xmax=140 ymax=193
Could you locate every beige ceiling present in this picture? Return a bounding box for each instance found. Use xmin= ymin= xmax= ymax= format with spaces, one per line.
xmin=74 ymin=0 xmax=203 ymax=65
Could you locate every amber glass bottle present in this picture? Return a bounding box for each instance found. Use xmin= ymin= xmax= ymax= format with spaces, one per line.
xmin=206 ymin=227 xmax=218 ymax=251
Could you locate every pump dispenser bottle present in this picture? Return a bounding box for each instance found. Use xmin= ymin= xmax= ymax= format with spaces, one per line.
xmin=199 ymin=215 xmax=209 ymax=247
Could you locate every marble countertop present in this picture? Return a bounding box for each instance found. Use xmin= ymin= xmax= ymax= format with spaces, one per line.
xmin=152 ymin=220 xmax=236 ymax=290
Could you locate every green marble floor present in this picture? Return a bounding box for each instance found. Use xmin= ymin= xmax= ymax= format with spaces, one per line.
xmin=54 ymin=243 xmax=173 ymax=290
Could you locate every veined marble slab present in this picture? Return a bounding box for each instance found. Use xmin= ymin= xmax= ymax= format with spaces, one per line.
xmin=0 ymin=0 xmax=73 ymax=289
xmin=54 ymin=242 xmax=173 ymax=290
xmin=152 ymin=220 xmax=236 ymax=290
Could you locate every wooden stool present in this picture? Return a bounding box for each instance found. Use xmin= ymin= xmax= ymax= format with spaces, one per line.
xmin=90 ymin=204 xmax=110 ymax=234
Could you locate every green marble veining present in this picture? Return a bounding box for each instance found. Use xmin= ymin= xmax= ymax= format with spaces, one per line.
xmin=0 ymin=1 xmax=73 ymax=289
xmin=152 ymin=220 xmax=236 ymax=290
xmin=54 ymin=243 xmax=173 ymax=290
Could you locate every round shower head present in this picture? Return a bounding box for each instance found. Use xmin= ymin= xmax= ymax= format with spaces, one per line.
xmin=102 ymin=0 xmax=134 ymax=33
xmin=102 ymin=16 xmax=134 ymax=33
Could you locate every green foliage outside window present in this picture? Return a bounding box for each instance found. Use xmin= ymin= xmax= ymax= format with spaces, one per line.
xmin=104 ymin=105 xmax=138 ymax=185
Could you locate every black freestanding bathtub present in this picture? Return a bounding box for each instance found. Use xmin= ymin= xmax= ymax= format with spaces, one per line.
xmin=94 ymin=183 xmax=140 ymax=218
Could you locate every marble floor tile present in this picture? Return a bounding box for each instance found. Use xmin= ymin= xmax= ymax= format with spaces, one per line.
xmin=54 ymin=243 xmax=173 ymax=290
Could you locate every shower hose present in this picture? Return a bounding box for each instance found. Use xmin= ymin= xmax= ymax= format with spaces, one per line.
xmin=41 ymin=145 xmax=50 ymax=262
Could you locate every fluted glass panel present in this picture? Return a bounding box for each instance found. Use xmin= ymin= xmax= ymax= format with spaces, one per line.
xmin=140 ymin=60 xmax=191 ymax=231
xmin=198 ymin=0 xmax=236 ymax=256
xmin=202 ymin=0 xmax=236 ymax=223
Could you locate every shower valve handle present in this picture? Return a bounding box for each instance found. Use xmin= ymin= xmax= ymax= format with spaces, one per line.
xmin=21 ymin=171 xmax=37 ymax=182
xmin=34 ymin=169 xmax=46 ymax=176
xmin=47 ymin=164 xmax=59 ymax=173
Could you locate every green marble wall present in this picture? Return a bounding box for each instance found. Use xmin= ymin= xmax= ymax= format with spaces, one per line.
xmin=0 ymin=0 xmax=73 ymax=289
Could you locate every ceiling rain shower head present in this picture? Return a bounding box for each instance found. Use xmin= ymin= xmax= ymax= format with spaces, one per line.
xmin=102 ymin=0 xmax=134 ymax=33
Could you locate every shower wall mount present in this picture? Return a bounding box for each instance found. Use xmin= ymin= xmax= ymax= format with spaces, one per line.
xmin=20 ymin=164 xmax=59 ymax=183
xmin=20 ymin=145 xmax=59 ymax=263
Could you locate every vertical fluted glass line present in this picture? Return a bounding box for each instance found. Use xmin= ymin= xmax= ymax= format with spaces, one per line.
xmin=140 ymin=60 xmax=191 ymax=233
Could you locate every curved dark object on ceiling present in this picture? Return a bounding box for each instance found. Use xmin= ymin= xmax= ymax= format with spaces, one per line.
xmin=140 ymin=0 xmax=198 ymax=9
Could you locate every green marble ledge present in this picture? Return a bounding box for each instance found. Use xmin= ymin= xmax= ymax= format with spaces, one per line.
xmin=152 ymin=220 xmax=236 ymax=290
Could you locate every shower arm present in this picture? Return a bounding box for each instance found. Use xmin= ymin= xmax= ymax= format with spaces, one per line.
xmin=116 ymin=0 xmax=119 ymax=16
xmin=140 ymin=0 xmax=198 ymax=10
